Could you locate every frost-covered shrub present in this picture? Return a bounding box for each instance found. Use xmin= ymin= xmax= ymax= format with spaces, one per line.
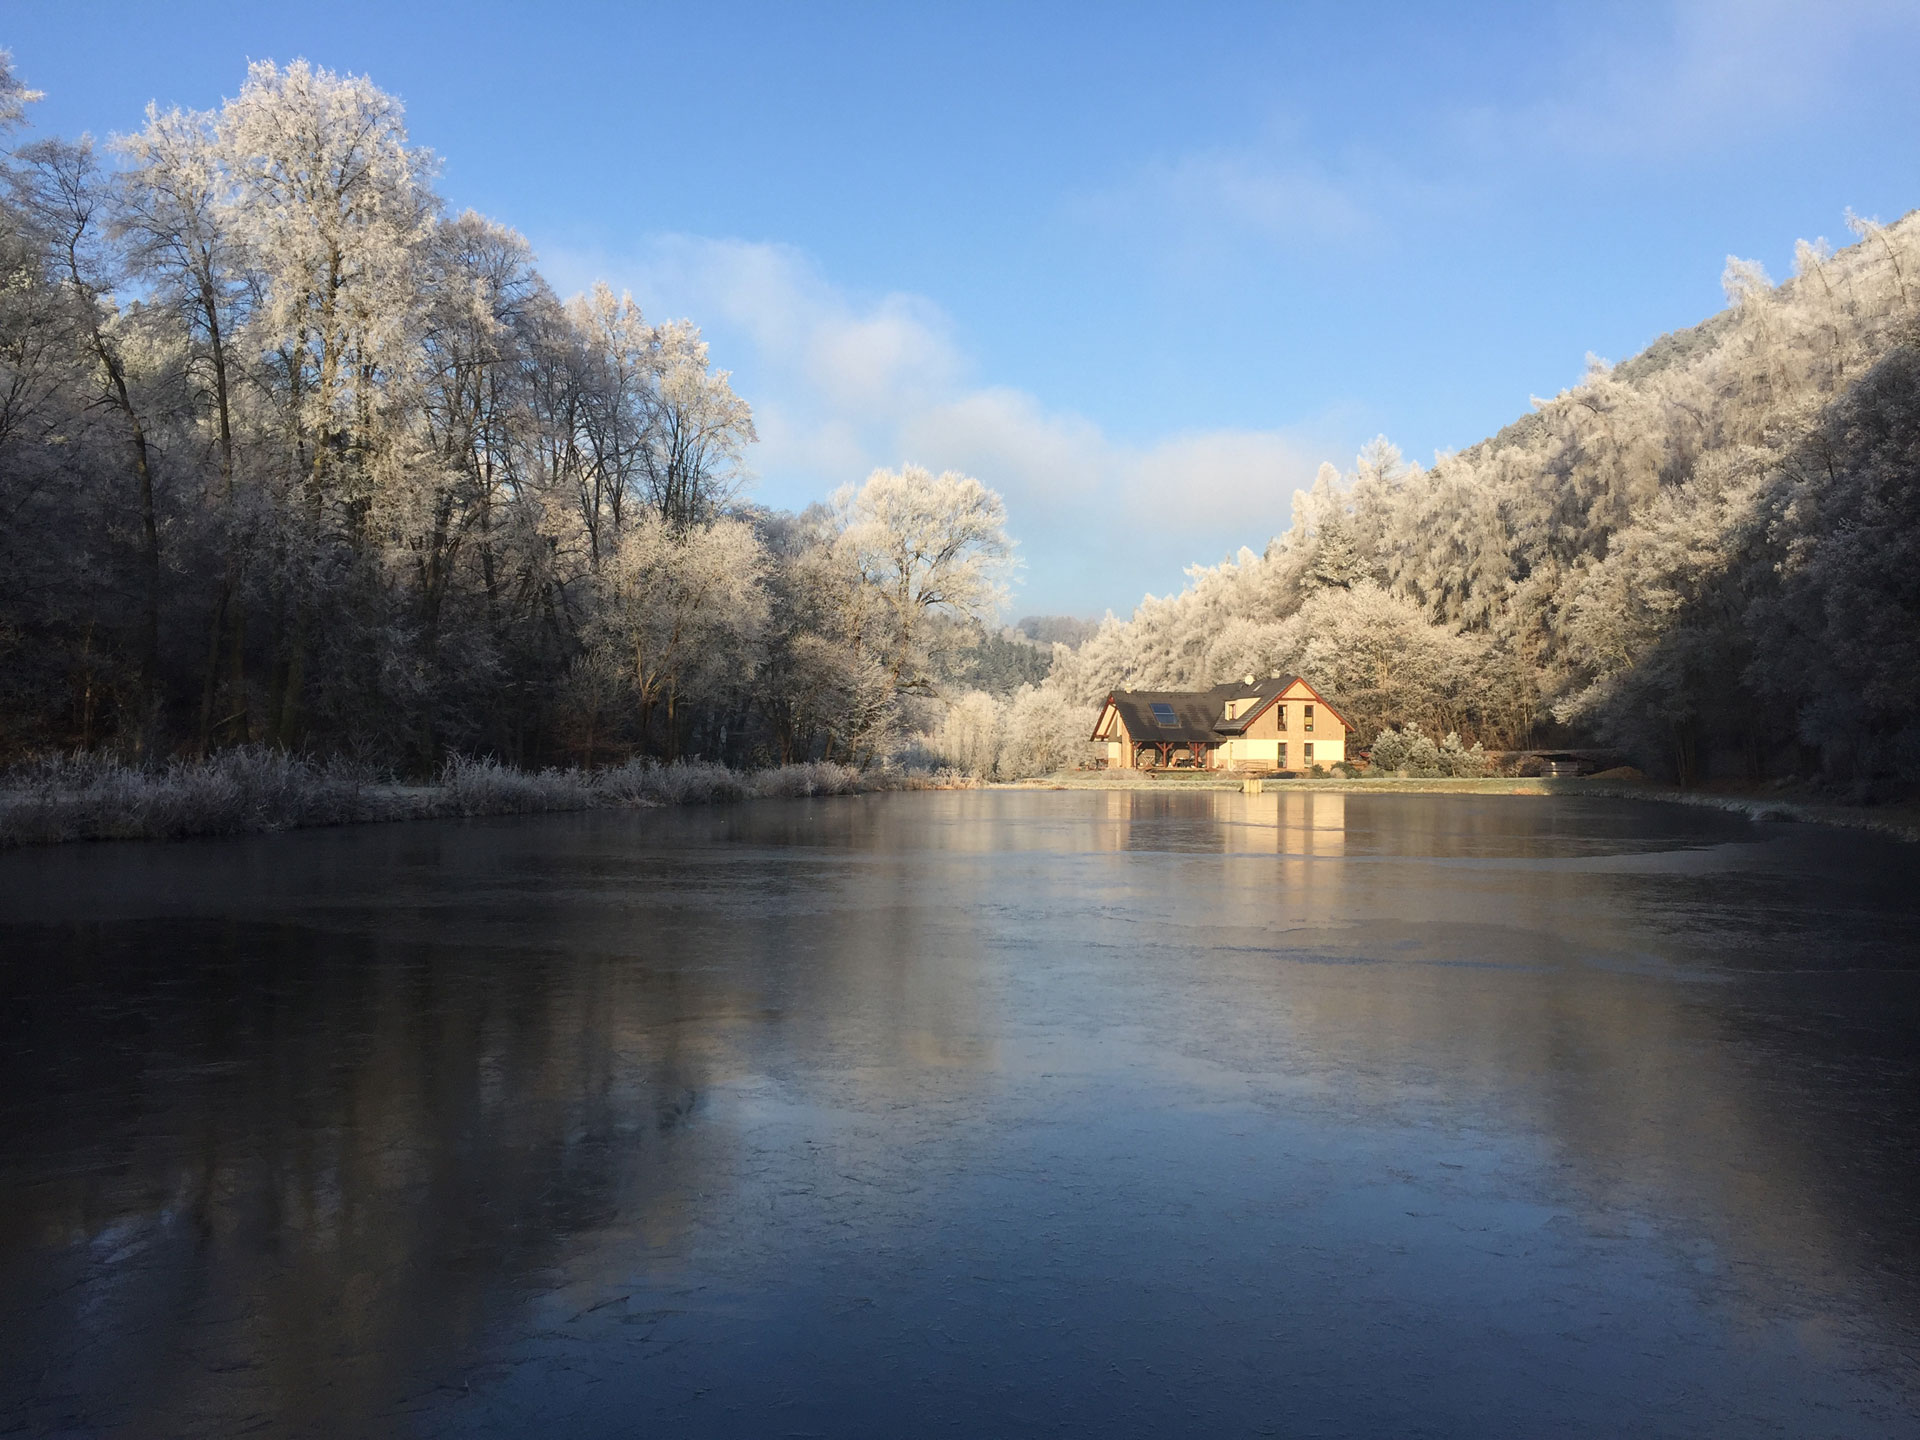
xmin=592 ymin=759 xmax=659 ymax=805
xmin=933 ymin=691 xmax=1002 ymax=778
xmin=750 ymin=761 xmax=863 ymax=798
xmin=926 ymin=684 xmax=1097 ymax=779
xmin=1366 ymin=723 xmax=1466 ymax=778
xmin=635 ymin=760 xmax=751 ymax=805
xmin=0 ymin=743 xmax=913 ymax=848
xmin=1367 ymin=727 xmax=1410 ymax=773
xmin=1403 ymin=729 xmax=1442 ymax=777
xmin=1437 ymin=732 xmax=1492 ymax=777
xmin=997 ymin=685 xmax=1097 ymax=778
xmin=548 ymin=757 xmax=871 ymax=808
xmin=598 ymin=758 xmax=874 ymax=805
xmin=889 ymin=735 xmax=944 ymax=774
xmin=0 ymin=746 xmax=400 ymax=844
xmin=439 ymin=754 xmax=594 ymax=815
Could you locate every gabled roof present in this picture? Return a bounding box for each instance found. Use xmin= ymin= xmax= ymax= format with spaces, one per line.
xmin=1098 ymin=687 xmax=1239 ymax=744
xmin=1211 ymin=675 xmax=1298 ymax=736
xmin=1092 ymin=675 xmax=1354 ymax=743
xmin=1216 ymin=675 xmax=1354 ymax=735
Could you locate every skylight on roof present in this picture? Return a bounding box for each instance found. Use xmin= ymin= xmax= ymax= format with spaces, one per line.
xmin=1150 ymin=702 xmax=1179 ymax=727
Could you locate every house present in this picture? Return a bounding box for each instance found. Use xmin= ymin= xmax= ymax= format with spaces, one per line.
xmin=1090 ymin=675 xmax=1353 ymax=772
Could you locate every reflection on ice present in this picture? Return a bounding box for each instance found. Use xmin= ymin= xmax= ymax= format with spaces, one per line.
xmin=1222 ymin=789 xmax=1347 ymax=854
xmin=1 ymin=791 xmax=1916 ymax=1439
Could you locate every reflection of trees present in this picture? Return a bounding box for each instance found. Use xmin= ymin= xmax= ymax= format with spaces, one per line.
xmin=0 ymin=909 xmax=747 ymax=1433
xmin=0 ymin=801 xmax=1029 ymax=1433
xmin=1077 ymin=795 xmax=1920 ymax=1344
xmin=2 ymin=795 xmax=1915 ymax=1432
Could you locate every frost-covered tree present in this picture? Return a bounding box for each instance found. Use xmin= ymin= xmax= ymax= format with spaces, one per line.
xmin=116 ymin=103 xmax=255 ymax=750
xmin=10 ymin=136 xmax=167 ymax=744
xmin=935 ymin=689 xmax=1000 ymax=777
xmin=217 ymin=60 xmax=437 ymax=504
xmin=644 ymin=320 xmax=756 ymax=530
xmin=928 ymin=682 xmax=1095 ymax=779
xmin=0 ymin=54 xmax=798 ymax=771
xmin=4 ymin=47 xmax=1920 ymax=797
xmin=589 ymin=515 xmax=768 ymax=757
xmin=996 ymin=683 xmax=1096 ymax=777
xmin=0 ymin=49 xmax=40 ymax=134
xmin=1261 ymin=584 xmax=1487 ymax=744
xmin=1042 ymin=203 xmax=1920 ymax=789
xmin=1743 ymin=340 xmax=1920 ymax=784
xmin=834 ymin=464 xmax=1013 ymax=697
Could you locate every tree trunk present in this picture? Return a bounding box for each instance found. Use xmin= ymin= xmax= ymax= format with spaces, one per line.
xmin=1672 ymin=718 xmax=1698 ymax=788
xmin=226 ymin=605 xmax=249 ymax=743
xmin=194 ymin=276 xmax=241 ymax=757
xmin=196 ymin=587 xmax=228 ymax=757
xmin=92 ymin=339 xmax=163 ymax=754
xmin=273 ymin=611 xmax=306 ymax=749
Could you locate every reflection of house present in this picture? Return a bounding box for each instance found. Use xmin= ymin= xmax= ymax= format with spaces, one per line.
xmin=1091 ymin=675 xmax=1353 ymax=772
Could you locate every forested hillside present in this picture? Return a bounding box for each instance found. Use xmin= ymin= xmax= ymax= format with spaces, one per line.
xmin=0 ymin=56 xmax=1012 ymax=772
xmin=1024 ymin=210 xmax=1920 ymax=790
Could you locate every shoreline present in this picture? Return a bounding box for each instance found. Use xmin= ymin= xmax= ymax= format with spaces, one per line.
xmin=991 ymin=771 xmax=1920 ymax=843
xmin=0 ymin=752 xmax=949 ymax=851
xmin=4 ymin=754 xmax=1914 ymax=849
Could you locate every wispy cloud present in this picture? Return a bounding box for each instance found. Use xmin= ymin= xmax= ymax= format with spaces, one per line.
xmin=1470 ymin=0 xmax=1920 ymax=162
xmin=536 ymin=235 xmax=1333 ymax=615
xmin=1070 ymin=146 xmax=1388 ymax=259
xmin=1068 ymin=0 xmax=1919 ymax=283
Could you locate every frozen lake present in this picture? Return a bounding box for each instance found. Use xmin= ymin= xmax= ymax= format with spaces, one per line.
xmin=3 ymin=791 xmax=1918 ymax=1437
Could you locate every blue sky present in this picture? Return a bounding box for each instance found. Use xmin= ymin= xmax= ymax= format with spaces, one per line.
xmin=9 ymin=1 xmax=1920 ymax=616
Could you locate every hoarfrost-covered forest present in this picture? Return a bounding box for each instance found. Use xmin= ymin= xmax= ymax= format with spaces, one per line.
xmin=1008 ymin=208 xmax=1920 ymax=792
xmin=0 ymin=56 xmax=1025 ymax=775
xmin=3 ymin=52 xmax=1918 ymax=795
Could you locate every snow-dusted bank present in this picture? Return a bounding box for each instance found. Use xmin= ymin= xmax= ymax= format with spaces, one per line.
xmin=0 ymin=749 xmax=940 ymax=848
xmin=11 ymin=751 xmax=1913 ymax=851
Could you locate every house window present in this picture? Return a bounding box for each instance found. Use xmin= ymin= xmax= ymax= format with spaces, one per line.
xmin=1304 ymin=742 xmax=1315 ymax=762
xmin=1278 ymin=742 xmax=1287 ymax=767
xmin=1149 ymin=702 xmax=1179 ymax=728
xmin=1304 ymin=704 xmax=1315 ymax=732
xmin=1274 ymin=704 xmax=1286 ymax=729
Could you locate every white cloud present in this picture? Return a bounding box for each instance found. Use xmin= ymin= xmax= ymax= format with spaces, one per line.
xmin=1069 ymin=147 xmax=1387 ymax=261
xmin=534 ymin=234 xmax=1332 ymax=615
xmin=1481 ymin=0 xmax=1920 ymax=162
xmin=1067 ymin=0 xmax=1920 ymax=280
